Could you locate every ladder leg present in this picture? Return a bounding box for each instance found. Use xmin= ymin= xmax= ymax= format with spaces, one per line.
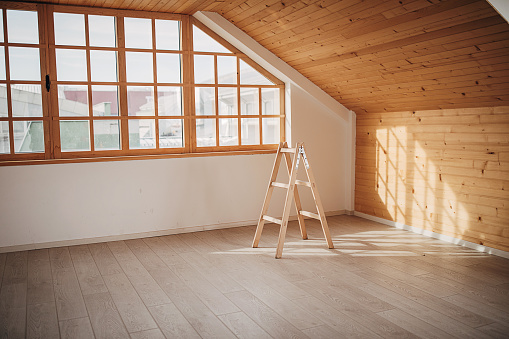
xmin=275 ymin=142 xmax=302 ymax=258
xmin=283 ymin=152 xmax=307 ymax=240
xmin=253 ymin=143 xmax=284 ymax=248
xmin=301 ymin=144 xmax=334 ymax=249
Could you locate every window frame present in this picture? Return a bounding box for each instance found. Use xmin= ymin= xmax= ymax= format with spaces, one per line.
xmin=0 ymin=2 xmax=285 ymax=166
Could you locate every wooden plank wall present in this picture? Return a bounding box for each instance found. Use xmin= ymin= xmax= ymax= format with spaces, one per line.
xmin=355 ymin=106 xmax=509 ymax=252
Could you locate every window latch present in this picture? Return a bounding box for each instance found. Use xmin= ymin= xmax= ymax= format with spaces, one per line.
xmin=45 ymin=75 xmax=50 ymax=92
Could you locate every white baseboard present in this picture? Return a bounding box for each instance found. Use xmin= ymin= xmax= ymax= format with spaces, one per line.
xmin=354 ymin=211 xmax=509 ymax=260
xmin=0 ymin=210 xmax=347 ymax=253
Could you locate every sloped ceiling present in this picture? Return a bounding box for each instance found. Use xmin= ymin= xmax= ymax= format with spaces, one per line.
xmin=30 ymin=0 xmax=509 ymax=114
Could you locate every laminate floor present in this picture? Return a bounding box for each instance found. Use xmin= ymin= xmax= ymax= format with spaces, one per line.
xmin=1 ymin=215 xmax=508 ymax=338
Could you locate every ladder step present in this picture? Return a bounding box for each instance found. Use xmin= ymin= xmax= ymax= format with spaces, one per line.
xmin=295 ymin=180 xmax=311 ymax=187
xmin=280 ymin=148 xmax=296 ymax=153
xmin=271 ymin=182 xmax=289 ymax=189
xmin=300 ymin=210 xmax=321 ymax=220
xmin=262 ymin=215 xmax=282 ymax=225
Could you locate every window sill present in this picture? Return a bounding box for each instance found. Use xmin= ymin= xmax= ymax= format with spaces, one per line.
xmin=0 ymin=148 xmax=278 ymax=166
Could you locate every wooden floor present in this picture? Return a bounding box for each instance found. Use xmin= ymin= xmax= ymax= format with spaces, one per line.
xmin=1 ymin=215 xmax=509 ymax=338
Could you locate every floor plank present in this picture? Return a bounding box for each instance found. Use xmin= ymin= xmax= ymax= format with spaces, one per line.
xmin=129 ymin=328 xmax=166 ymax=339
xmin=27 ymin=249 xmax=54 ymax=305
xmin=149 ymin=267 xmax=236 ymax=338
xmin=51 ymin=266 xmax=88 ymax=321
xmin=218 ymin=311 xmax=272 ymax=339
xmin=106 ymin=241 xmax=172 ymax=307
xmin=88 ymin=242 xmax=123 ymax=276
xmin=148 ymin=303 xmax=200 ymax=338
xmin=83 ymin=292 xmax=129 ymax=339
xmin=59 ymin=317 xmax=95 ymax=339
xmin=69 ymin=245 xmax=108 ymax=296
xmin=225 ymin=290 xmax=309 ymax=339
xmin=26 ymin=302 xmax=59 ymax=339
xmin=102 ymin=273 xmax=158 ymax=333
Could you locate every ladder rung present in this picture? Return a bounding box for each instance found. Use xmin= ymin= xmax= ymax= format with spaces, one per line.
xmin=295 ymin=180 xmax=311 ymax=187
xmin=271 ymin=182 xmax=289 ymax=189
xmin=300 ymin=210 xmax=321 ymax=220
xmin=280 ymin=148 xmax=296 ymax=153
xmin=263 ymin=215 xmax=282 ymax=225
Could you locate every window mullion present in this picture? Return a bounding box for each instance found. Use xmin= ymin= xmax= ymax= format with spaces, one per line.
xmin=39 ymin=4 xmax=53 ymax=159
xmin=181 ymin=15 xmax=194 ymax=153
xmin=46 ymin=5 xmax=62 ymax=159
xmin=116 ymin=16 xmax=129 ymax=151
xmin=151 ymin=18 xmax=159 ymax=150
xmin=84 ymin=14 xmax=95 ymax=152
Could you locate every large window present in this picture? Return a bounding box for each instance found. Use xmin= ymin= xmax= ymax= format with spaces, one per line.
xmin=0 ymin=3 xmax=284 ymax=164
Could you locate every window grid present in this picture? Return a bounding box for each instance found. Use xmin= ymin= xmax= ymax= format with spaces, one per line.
xmin=0 ymin=3 xmax=284 ymax=164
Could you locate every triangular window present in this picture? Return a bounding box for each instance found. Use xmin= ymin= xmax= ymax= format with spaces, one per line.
xmin=240 ymin=59 xmax=273 ymax=85
xmin=193 ymin=26 xmax=230 ymax=53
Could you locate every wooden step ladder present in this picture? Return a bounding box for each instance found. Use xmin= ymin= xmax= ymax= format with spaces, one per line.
xmin=252 ymin=142 xmax=334 ymax=258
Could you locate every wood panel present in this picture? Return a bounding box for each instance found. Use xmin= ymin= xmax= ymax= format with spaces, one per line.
xmin=355 ymin=106 xmax=509 ymax=252
xmin=24 ymin=0 xmax=509 ymax=114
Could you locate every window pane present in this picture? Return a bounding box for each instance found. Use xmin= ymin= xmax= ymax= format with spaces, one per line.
xmin=126 ymin=52 xmax=153 ymax=83
xmin=217 ymin=56 xmax=236 ymax=84
xmin=125 ymin=17 xmax=152 ymax=49
xmin=156 ymin=53 xmax=180 ymax=83
xmin=219 ymin=118 xmax=238 ymax=146
xmin=155 ymin=20 xmax=179 ymax=50
xmin=240 ymin=88 xmax=259 ymax=115
xmin=159 ymin=119 xmax=182 ymax=148
xmin=60 ymin=120 xmax=91 ymax=152
xmin=0 ymin=84 xmax=6 ymax=117
xmin=129 ymin=119 xmax=155 ymax=149
xmin=7 ymin=10 xmax=39 ymax=44
xmin=262 ymin=88 xmax=280 ymax=115
xmin=94 ymin=120 xmax=120 ymax=150
xmin=0 ymin=47 xmax=5 ymax=80
xmin=195 ymin=87 xmax=214 ymax=116
xmin=218 ymin=87 xmax=237 ymax=115
xmin=262 ymin=118 xmax=279 ymax=144
xmin=196 ymin=119 xmax=215 ymax=147
xmin=53 ymin=13 xmax=85 ymax=46
xmin=13 ymin=121 xmax=44 ymax=153
xmin=157 ymin=87 xmax=181 ymax=116
xmin=92 ymin=85 xmax=119 ymax=116
xmin=241 ymin=118 xmax=259 ymax=145
xmin=58 ymin=85 xmax=88 ymax=117
xmin=0 ymin=10 xmax=3 ymax=43
xmin=194 ymin=55 xmax=214 ymax=84
xmin=240 ymin=60 xmax=273 ymax=85
xmin=56 ymin=49 xmax=87 ymax=81
xmin=11 ymin=84 xmax=43 ymax=117
xmin=89 ymin=15 xmax=116 ymax=47
xmin=128 ymin=86 xmax=154 ymax=116
xmin=193 ymin=26 xmax=229 ymax=53
xmin=90 ymin=50 xmax=117 ymax=82
xmin=9 ymin=47 xmax=40 ymax=81
xmin=0 ymin=121 xmax=10 ymax=153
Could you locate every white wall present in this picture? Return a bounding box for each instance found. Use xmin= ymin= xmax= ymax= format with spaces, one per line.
xmin=0 ymin=155 xmax=273 ymax=249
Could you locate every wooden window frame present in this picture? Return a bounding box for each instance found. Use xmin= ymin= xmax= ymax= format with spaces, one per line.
xmin=0 ymin=2 xmax=285 ymax=166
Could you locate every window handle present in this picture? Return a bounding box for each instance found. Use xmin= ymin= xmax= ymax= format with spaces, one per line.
xmin=45 ymin=74 xmax=50 ymax=92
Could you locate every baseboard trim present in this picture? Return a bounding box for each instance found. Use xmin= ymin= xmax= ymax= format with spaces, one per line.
xmin=354 ymin=211 xmax=509 ymax=260
xmin=0 ymin=210 xmax=347 ymax=253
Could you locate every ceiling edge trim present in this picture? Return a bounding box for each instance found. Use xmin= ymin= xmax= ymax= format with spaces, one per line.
xmin=193 ymin=11 xmax=353 ymax=122
xmin=487 ymin=0 xmax=509 ymax=23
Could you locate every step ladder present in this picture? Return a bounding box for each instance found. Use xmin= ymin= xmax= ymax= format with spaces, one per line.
xmin=252 ymin=142 xmax=334 ymax=258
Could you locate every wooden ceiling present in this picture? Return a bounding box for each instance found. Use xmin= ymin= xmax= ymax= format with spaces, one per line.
xmin=29 ymin=0 xmax=509 ymax=114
